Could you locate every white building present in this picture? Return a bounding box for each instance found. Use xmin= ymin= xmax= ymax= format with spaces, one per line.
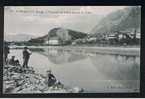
xmin=48 ymin=37 xmax=59 ymax=45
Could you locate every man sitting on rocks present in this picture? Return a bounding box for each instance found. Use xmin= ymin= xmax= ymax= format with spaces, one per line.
xmin=46 ymin=70 xmax=56 ymax=87
xmin=9 ymin=56 xmax=20 ymax=66
xmin=15 ymin=59 xmax=20 ymax=66
xmin=9 ymin=56 xmax=16 ymax=66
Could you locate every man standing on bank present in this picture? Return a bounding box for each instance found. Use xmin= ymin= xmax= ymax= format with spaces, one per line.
xmin=22 ymin=47 xmax=32 ymax=68
xmin=4 ymin=44 xmax=10 ymax=64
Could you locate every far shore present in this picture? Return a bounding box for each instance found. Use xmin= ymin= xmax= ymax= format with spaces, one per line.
xmin=9 ymin=45 xmax=140 ymax=56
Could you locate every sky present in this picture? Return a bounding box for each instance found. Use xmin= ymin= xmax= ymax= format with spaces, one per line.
xmin=4 ymin=6 xmax=128 ymax=37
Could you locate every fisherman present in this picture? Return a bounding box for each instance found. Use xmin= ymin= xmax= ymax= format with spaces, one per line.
xmin=22 ymin=47 xmax=32 ymax=68
xmin=46 ymin=70 xmax=56 ymax=87
xmin=4 ymin=44 xmax=10 ymax=64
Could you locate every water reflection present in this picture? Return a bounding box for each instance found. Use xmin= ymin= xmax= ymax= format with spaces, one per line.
xmin=34 ymin=48 xmax=140 ymax=81
xmin=40 ymin=48 xmax=87 ymax=64
xmin=37 ymin=48 xmax=139 ymax=66
xmin=114 ymin=54 xmax=139 ymax=64
xmin=90 ymin=55 xmax=139 ymax=80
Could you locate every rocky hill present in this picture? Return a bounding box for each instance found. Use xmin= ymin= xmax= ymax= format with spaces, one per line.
xmin=91 ymin=6 xmax=141 ymax=35
xmin=29 ymin=28 xmax=87 ymax=44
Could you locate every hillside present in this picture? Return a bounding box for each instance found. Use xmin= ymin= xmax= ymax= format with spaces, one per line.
xmin=91 ymin=6 xmax=141 ymax=34
xmin=48 ymin=28 xmax=87 ymax=40
xmin=29 ymin=28 xmax=87 ymax=43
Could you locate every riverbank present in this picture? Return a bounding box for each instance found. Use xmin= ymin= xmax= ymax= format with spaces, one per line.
xmin=3 ymin=64 xmax=83 ymax=93
xmin=10 ymin=45 xmax=140 ymax=56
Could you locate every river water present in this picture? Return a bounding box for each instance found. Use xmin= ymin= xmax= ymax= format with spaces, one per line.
xmin=8 ymin=47 xmax=140 ymax=93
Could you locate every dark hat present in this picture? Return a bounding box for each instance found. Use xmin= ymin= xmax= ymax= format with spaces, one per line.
xmin=47 ymin=70 xmax=51 ymax=73
xmin=12 ymin=56 xmax=15 ymax=58
xmin=24 ymin=46 xmax=28 ymax=49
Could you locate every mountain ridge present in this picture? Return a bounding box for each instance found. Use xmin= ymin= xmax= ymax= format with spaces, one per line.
xmin=91 ymin=6 xmax=141 ymax=35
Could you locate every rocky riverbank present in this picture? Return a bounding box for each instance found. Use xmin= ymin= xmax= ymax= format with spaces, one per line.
xmin=3 ymin=64 xmax=83 ymax=93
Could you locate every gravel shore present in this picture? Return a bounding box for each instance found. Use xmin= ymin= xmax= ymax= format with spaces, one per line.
xmin=3 ymin=64 xmax=83 ymax=94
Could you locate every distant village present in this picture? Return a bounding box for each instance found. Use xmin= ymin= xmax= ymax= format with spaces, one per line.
xmin=6 ymin=27 xmax=140 ymax=47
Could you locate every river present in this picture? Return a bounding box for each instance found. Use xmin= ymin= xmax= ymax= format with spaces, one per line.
xmin=8 ymin=47 xmax=140 ymax=93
